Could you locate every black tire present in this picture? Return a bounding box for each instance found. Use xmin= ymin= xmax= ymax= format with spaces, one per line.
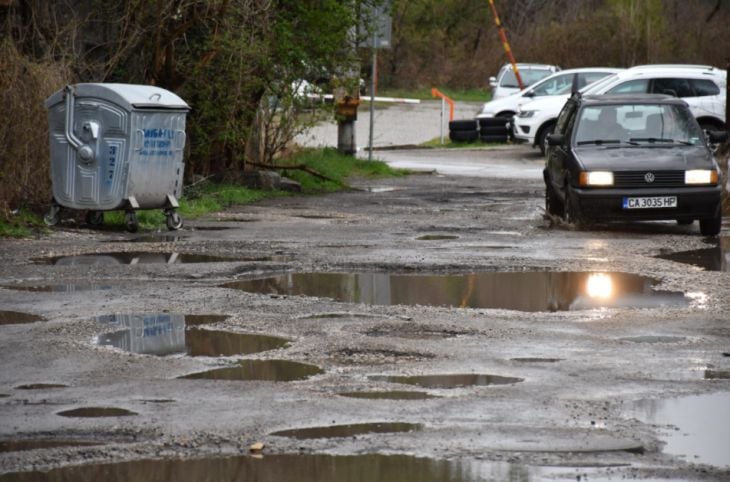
xmin=166 ymin=212 xmax=183 ymax=231
xmin=125 ymin=211 xmax=139 ymax=233
xmin=480 ymin=134 xmax=509 ymax=144
xmin=545 ymin=185 xmax=564 ymax=217
xmin=478 ymin=117 xmax=510 ymax=128
xmin=537 ymin=122 xmax=556 ymax=156
xmin=448 ymin=119 xmax=478 ymax=132
xmin=449 ymin=130 xmax=479 ymax=142
xmin=85 ymin=210 xmax=104 ymax=226
xmin=564 ymin=186 xmax=583 ymax=226
xmin=699 ymin=207 xmax=722 ymax=236
xmin=480 ymin=125 xmax=509 ymax=136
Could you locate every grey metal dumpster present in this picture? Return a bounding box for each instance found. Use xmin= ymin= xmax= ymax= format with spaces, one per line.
xmin=44 ymin=83 xmax=190 ymax=232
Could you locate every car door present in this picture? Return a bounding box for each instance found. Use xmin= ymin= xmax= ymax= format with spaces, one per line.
xmin=546 ymin=99 xmax=577 ymax=195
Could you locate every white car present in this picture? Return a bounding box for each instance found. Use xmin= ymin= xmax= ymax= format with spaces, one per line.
xmin=489 ymin=63 xmax=560 ymax=100
xmin=514 ymin=65 xmax=727 ymax=154
xmin=477 ymin=67 xmax=622 ymax=119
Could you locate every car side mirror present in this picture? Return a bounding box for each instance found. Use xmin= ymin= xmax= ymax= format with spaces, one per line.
xmin=708 ymin=130 xmax=729 ymax=143
xmin=489 ymin=76 xmax=497 ymax=87
xmin=523 ymin=91 xmax=535 ymax=98
xmin=547 ymin=133 xmax=565 ymax=146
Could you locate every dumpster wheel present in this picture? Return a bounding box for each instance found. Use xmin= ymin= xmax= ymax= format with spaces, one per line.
xmin=85 ymin=210 xmax=104 ymax=227
xmin=44 ymin=202 xmax=61 ymax=226
xmin=166 ymin=211 xmax=183 ymax=231
xmin=125 ymin=211 xmax=139 ymax=233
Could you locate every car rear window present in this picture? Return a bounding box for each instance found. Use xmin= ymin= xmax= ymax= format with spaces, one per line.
xmin=500 ymin=69 xmax=554 ymax=88
xmin=691 ymin=78 xmax=721 ymax=96
xmin=651 ymin=78 xmax=694 ymax=97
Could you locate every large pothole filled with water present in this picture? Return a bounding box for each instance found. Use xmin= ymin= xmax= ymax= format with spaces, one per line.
xmin=222 ymin=271 xmax=688 ymax=312
xmin=178 ymin=360 xmax=323 ymax=382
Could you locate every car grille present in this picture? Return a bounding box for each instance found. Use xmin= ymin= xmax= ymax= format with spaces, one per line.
xmin=613 ymin=170 xmax=685 ymax=188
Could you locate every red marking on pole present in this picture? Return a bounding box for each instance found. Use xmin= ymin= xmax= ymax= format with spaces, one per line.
xmin=488 ymin=0 xmax=524 ymax=90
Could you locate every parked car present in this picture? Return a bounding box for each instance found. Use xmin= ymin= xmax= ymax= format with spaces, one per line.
xmin=477 ymin=67 xmax=622 ymax=119
xmin=515 ymin=65 xmax=727 ymax=154
xmin=489 ymin=63 xmax=560 ymax=100
xmin=544 ymin=93 xmax=727 ymax=236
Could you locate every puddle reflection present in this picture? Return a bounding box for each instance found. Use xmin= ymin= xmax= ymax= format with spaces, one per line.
xmin=0 ymin=311 xmax=45 ymax=325
xmin=339 ymin=391 xmax=438 ymax=400
xmin=40 ymin=252 xmax=251 ymax=265
xmin=222 ymin=271 xmax=688 ymax=312
xmin=271 ymin=422 xmax=422 ymax=439
xmin=369 ymin=374 xmax=523 ymax=388
xmin=96 ymin=314 xmax=289 ymax=357
xmin=0 ymin=453 xmax=532 ymax=482
xmin=626 ymin=392 xmax=730 ymax=468
xmin=57 ymin=407 xmax=137 ymax=418
xmin=179 ymin=360 xmax=323 ymax=382
xmin=656 ymin=237 xmax=730 ymax=271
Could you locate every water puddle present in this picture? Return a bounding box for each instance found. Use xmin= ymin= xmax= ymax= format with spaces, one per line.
xmin=2 ymin=283 xmax=113 ymax=292
xmin=369 ymin=374 xmax=523 ymax=389
xmin=127 ymin=234 xmax=185 ymax=243
xmin=0 ymin=439 xmax=100 ymax=453
xmin=626 ymin=392 xmax=730 ymax=468
xmin=222 ymin=271 xmax=687 ymax=312
xmin=510 ymin=358 xmax=562 ymax=363
xmin=271 ymin=422 xmax=422 ymax=439
xmin=705 ymin=370 xmax=730 ymax=379
xmin=39 ymin=252 xmax=248 ymax=265
xmin=0 ymin=311 xmax=45 ymax=325
xmin=96 ymin=314 xmax=288 ymax=357
xmin=620 ymin=336 xmax=686 ymax=344
xmin=0 ymin=453 xmax=527 ymax=482
xmin=57 ymin=407 xmax=137 ymax=418
xmin=339 ymin=391 xmax=437 ymax=400
xmin=656 ymin=237 xmax=730 ymax=271
xmin=416 ymin=235 xmax=459 ymax=241
xmin=15 ymin=384 xmax=68 ymax=390
xmin=179 ymin=360 xmax=323 ymax=382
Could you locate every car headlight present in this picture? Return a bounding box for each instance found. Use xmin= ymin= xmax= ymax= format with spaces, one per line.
xmin=518 ymin=110 xmax=537 ymax=118
xmin=579 ymin=171 xmax=614 ymax=186
xmin=685 ymin=169 xmax=718 ymax=185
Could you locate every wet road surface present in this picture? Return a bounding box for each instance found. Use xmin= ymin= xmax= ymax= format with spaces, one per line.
xmin=1 ymin=145 xmax=729 ymax=480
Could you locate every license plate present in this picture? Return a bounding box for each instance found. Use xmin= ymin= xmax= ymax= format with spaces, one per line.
xmin=622 ymin=196 xmax=677 ymax=209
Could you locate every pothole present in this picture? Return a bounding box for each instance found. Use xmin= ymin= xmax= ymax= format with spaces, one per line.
xmin=705 ymin=370 xmax=730 ymax=379
xmin=620 ymin=335 xmax=687 ymax=344
xmin=416 ymin=235 xmax=459 ymax=241
xmin=37 ymin=252 xmax=258 ymax=265
xmin=332 ymin=348 xmax=434 ymax=364
xmin=270 ymin=422 xmax=422 ymax=439
xmin=625 ymin=392 xmax=730 ymax=468
xmin=1 ymin=283 xmax=113 ymax=292
xmin=57 ymin=407 xmax=137 ymax=418
xmin=221 ymin=271 xmax=687 ymax=312
xmin=15 ymin=384 xmax=68 ymax=390
xmin=656 ymin=237 xmax=729 ymax=271
xmin=0 ymin=439 xmax=100 ymax=452
xmin=126 ymin=234 xmax=186 ymax=243
xmin=365 ymin=323 xmax=474 ymax=339
xmin=0 ymin=453 xmax=521 ymax=482
xmin=178 ymin=360 xmax=323 ymax=382
xmin=510 ymin=358 xmax=562 ymax=363
xmin=339 ymin=391 xmax=437 ymax=400
xmin=0 ymin=311 xmax=45 ymax=325
xmin=369 ymin=374 xmax=523 ymax=388
xmin=95 ymin=313 xmax=288 ymax=357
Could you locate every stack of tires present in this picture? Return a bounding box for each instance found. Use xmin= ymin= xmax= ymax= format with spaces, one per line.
xmin=477 ymin=117 xmax=511 ymax=143
xmin=448 ymin=119 xmax=479 ymax=143
xmin=448 ymin=117 xmax=512 ymax=144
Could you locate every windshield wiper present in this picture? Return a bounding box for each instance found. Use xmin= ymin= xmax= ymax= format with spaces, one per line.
xmin=576 ymin=139 xmax=621 ymax=145
xmin=629 ymin=137 xmax=693 ymax=145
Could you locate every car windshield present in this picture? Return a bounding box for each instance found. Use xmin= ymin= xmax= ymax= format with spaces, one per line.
xmin=574 ymin=103 xmax=704 ymax=146
xmin=501 ymin=68 xmax=554 ymax=88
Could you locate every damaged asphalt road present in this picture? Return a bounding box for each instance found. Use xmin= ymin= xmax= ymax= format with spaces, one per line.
xmin=0 ymin=145 xmax=729 ymax=481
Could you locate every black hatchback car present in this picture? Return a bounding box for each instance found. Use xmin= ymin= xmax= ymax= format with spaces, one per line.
xmin=544 ymin=94 xmax=726 ymax=235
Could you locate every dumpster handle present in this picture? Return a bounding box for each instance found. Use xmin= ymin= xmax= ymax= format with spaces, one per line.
xmin=64 ymin=85 xmax=95 ymax=163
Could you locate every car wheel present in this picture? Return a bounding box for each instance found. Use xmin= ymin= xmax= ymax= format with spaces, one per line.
xmin=449 ymin=130 xmax=479 ymax=142
xmin=699 ymin=207 xmax=722 ymax=236
xmin=545 ymin=185 xmax=564 ymax=217
xmin=564 ymin=186 xmax=583 ymax=226
xmin=537 ymin=122 xmax=556 ymax=156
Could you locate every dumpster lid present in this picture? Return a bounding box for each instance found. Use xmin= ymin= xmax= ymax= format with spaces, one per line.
xmin=44 ymin=83 xmax=190 ymax=111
